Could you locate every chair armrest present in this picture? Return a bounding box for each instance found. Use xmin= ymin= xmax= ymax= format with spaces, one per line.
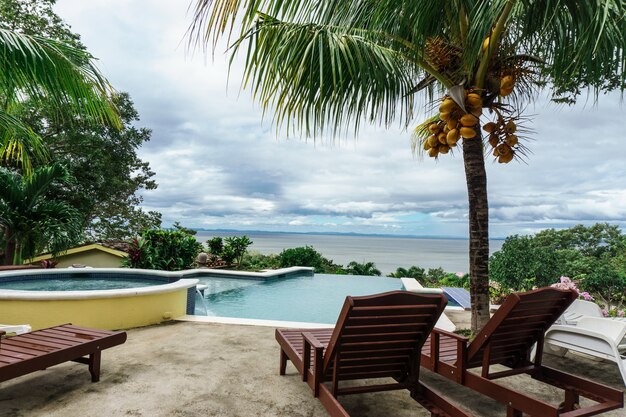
xmin=302 ymin=332 xmax=325 ymax=391
xmin=303 ymin=332 xmax=324 ymax=349
xmin=431 ymin=327 xmax=469 ymax=343
xmin=0 ymin=330 xmax=5 ymax=348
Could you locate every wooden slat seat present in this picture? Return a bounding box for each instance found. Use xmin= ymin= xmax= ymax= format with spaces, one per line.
xmin=0 ymin=323 xmax=127 ymax=384
xmin=276 ymin=291 xmax=473 ymax=417
xmin=420 ymin=288 xmax=624 ymax=416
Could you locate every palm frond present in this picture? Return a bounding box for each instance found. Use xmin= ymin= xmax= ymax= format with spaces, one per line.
xmin=0 ymin=29 xmax=120 ymax=127
xmin=233 ymin=19 xmax=427 ymax=135
xmin=0 ymin=109 xmax=47 ymax=174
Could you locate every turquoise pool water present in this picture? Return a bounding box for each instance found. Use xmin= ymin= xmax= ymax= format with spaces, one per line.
xmin=195 ymin=274 xmax=459 ymax=324
xmin=0 ymin=278 xmax=164 ymax=291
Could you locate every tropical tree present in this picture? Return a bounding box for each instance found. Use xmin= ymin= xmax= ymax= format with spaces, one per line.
xmin=0 ymin=28 xmax=119 ymax=172
xmin=0 ymin=163 xmax=83 ymax=265
xmin=388 ymin=266 xmax=426 ymax=279
xmin=346 ymin=261 xmax=382 ymax=276
xmin=190 ymin=0 xmax=626 ymax=330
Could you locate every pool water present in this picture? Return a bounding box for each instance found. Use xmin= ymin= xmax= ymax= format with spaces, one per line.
xmin=0 ymin=278 xmax=165 ymax=291
xmin=195 ymin=274 xmax=459 ymax=324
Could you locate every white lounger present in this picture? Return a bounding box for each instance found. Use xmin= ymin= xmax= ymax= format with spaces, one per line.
xmin=400 ymin=278 xmax=456 ymax=332
xmin=544 ymin=316 xmax=626 ymax=385
xmin=0 ymin=324 xmax=31 ymax=335
xmin=558 ymin=299 xmax=626 ymax=325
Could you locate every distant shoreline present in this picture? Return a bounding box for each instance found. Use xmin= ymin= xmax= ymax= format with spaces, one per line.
xmin=189 ymin=228 xmax=506 ymax=241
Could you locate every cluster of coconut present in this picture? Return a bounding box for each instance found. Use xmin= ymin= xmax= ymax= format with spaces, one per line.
xmin=483 ymin=118 xmax=518 ymax=163
xmin=424 ymin=92 xmax=483 ymax=158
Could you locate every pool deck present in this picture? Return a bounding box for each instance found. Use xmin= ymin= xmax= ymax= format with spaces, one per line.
xmin=1 ymin=319 xmax=624 ymax=417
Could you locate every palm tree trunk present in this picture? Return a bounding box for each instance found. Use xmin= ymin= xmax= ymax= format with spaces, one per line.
xmin=462 ymin=136 xmax=491 ymax=331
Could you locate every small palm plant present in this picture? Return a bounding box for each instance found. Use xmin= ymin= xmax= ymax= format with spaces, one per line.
xmin=346 ymin=261 xmax=382 ymax=276
xmin=0 ymin=163 xmax=83 ymax=265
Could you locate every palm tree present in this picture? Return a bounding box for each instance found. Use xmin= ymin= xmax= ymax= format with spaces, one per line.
xmin=346 ymin=261 xmax=382 ymax=276
xmin=190 ymin=0 xmax=625 ymax=330
xmin=0 ymin=29 xmax=120 ymax=173
xmin=388 ymin=266 xmax=426 ymax=280
xmin=0 ymin=163 xmax=83 ymax=265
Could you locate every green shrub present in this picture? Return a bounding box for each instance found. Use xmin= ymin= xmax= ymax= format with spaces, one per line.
xmin=125 ymin=229 xmax=202 ymax=271
xmin=207 ymin=237 xmax=224 ymax=255
xmin=345 ymin=261 xmax=381 ymax=276
xmin=278 ymin=245 xmax=345 ymax=273
xmin=240 ymin=251 xmax=280 ymax=271
xmin=387 ymin=266 xmax=425 ymax=279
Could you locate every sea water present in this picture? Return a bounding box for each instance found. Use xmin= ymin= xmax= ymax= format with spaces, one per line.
xmin=195 ymin=231 xmax=503 ymax=275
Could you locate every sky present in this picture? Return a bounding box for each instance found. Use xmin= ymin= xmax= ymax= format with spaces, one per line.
xmin=55 ymin=0 xmax=626 ymax=239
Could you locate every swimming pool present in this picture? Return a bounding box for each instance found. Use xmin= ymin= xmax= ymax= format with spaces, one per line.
xmin=195 ymin=274 xmax=460 ymax=324
xmin=0 ymin=277 xmax=164 ymax=291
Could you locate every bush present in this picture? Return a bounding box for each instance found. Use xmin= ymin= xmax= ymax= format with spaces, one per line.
xmin=345 ymin=261 xmax=381 ymax=276
xmin=240 ymin=251 xmax=280 ymax=271
xmin=278 ymin=246 xmax=345 ymax=273
xmin=125 ymin=229 xmax=202 ymax=271
xmin=207 ymin=237 xmax=224 ymax=255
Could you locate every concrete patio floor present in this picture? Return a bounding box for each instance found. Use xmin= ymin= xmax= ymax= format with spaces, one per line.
xmin=0 ymin=321 xmax=624 ymax=417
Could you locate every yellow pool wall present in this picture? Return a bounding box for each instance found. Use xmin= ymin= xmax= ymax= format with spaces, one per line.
xmin=0 ymin=288 xmax=189 ymax=331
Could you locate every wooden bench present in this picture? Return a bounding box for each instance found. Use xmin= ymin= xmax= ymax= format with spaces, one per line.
xmin=0 ymin=324 xmax=127 ymax=384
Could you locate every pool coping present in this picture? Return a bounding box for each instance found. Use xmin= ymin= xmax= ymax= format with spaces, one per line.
xmin=177 ymin=314 xmax=335 ymax=329
xmin=0 ymin=278 xmax=199 ymax=300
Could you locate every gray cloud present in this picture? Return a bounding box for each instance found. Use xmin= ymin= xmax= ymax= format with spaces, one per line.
xmin=56 ymin=0 xmax=626 ymax=238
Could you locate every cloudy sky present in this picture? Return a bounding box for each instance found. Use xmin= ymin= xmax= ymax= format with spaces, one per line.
xmin=55 ymin=0 xmax=625 ymax=239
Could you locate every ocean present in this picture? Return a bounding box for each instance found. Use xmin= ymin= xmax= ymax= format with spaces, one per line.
xmin=194 ymin=231 xmax=504 ymax=275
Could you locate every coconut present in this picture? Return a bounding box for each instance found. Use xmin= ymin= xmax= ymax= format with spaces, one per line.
xmin=500 ymin=85 xmax=514 ymax=97
xmin=428 ymin=123 xmax=441 ymax=134
xmin=460 ymin=114 xmax=478 ymax=127
xmin=447 ymin=128 xmax=460 ymax=143
xmin=496 ymin=143 xmax=511 ymax=156
xmin=428 ymin=147 xmax=439 ymax=157
xmin=483 ymin=122 xmax=497 ymax=133
xmin=505 ymin=134 xmax=518 ymax=146
xmin=423 ymin=140 xmax=432 ymax=151
xmin=428 ymin=135 xmax=439 ymax=147
xmin=488 ymin=134 xmax=499 ymax=147
xmin=466 ymin=93 xmax=482 ymax=107
xmin=498 ymin=152 xmax=514 ymax=163
xmin=439 ymin=145 xmax=450 ymax=154
xmin=501 ymin=75 xmax=514 ymax=89
xmin=438 ymin=132 xmax=448 ymax=144
xmin=460 ymin=127 xmax=477 ymax=139
xmin=446 ymin=118 xmax=458 ymax=131
xmin=439 ymin=111 xmax=452 ymax=122
xmin=504 ymin=121 xmax=517 ymax=134
xmin=439 ymin=98 xmax=456 ymax=113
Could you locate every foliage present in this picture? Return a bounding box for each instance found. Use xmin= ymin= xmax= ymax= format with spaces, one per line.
xmin=0 ymin=163 xmax=83 ymax=264
xmin=240 ymin=251 xmax=280 ymax=271
xmin=489 ymin=234 xmax=569 ymax=290
xmin=224 ymin=236 xmax=253 ymax=268
xmin=203 ymin=235 xmax=253 ymax=268
xmin=172 ymin=222 xmax=197 ymax=236
xmin=278 ymin=245 xmax=345 ymax=273
xmin=0 ymin=11 xmax=119 ymax=172
xmin=388 ymin=266 xmax=425 ymax=279
xmin=207 ymin=237 xmax=224 ymax=255
xmin=491 ymin=224 xmax=626 ymax=310
xmin=346 ymin=261 xmax=381 ymax=276
xmin=19 ymin=93 xmax=160 ymax=240
xmin=124 ymin=229 xmax=202 ymax=271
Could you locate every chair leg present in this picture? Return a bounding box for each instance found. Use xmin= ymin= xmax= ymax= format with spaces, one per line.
xmin=506 ymin=405 xmax=523 ymax=417
xmin=279 ymin=349 xmax=287 ymax=375
xmin=89 ymin=351 xmax=101 ymax=382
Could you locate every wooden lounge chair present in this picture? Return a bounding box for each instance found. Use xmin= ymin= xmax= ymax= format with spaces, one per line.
xmin=276 ymin=291 xmax=473 ymax=417
xmin=0 ymin=323 xmax=127 ymax=384
xmin=421 ymin=287 xmax=624 ymax=416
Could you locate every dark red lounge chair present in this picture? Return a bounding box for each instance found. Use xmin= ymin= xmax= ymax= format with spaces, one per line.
xmin=276 ymin=291 xmax=473 ymax=417
xmin=0 ymin=323 xmax=127 ymax=384
xmin=421 ymin=287 xmax=624 ymax=416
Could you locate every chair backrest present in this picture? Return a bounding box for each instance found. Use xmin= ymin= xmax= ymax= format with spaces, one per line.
xmin=466 ymin=287 xmax=578 ymax=369
xmin=322 ymin=291 xmax=447 ymax=382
